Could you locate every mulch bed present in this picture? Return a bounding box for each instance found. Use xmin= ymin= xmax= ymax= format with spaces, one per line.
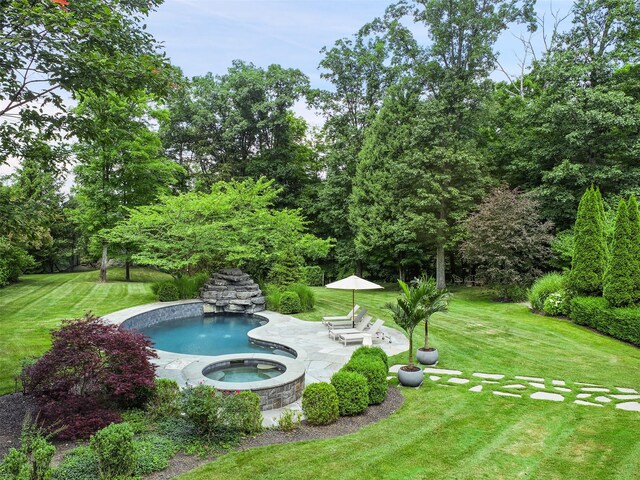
xmin=1 ymin=387 xmax=404 ymax=479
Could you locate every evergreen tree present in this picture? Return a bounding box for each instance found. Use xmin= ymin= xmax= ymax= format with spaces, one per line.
xmin=604 ymin=199 xmax=635 ymax=307
xmin=627 ymin=194 xmax=640 ymax=303
xmin=566 ymin=187 xmax=608 ymax=295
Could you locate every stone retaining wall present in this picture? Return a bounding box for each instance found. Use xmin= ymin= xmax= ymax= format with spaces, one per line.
xmin=200 ymin=268 xmax=265 ymax=314
xmin=252 ymin=374 xmax=306 ymax=410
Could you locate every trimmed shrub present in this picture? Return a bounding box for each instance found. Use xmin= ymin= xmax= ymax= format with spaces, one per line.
xmin=221 ymin=391 xmax=263 ymax=434
xmin=180 ymin=385 xmax=222 ymax=435
xmin=279 ymin=291 xmax=302 ymax=314
xmin=603 ymin=200 xmax=635 ymax=307
xmin=147 ymin=378 xmax=181 ymax=419
xmin=342 ymin=356 xmax=387 ymax=405
xmin=628 ymin=195 xmax=640 ymax=303
xmin=277 ymin=409 xmax=301 ymax=432
xmin=156 ymin=281 xmax=180 ymax=302
xmin=90 ymin=422 xmax=136 ymax=480
xmin=330 ymin=371 xmax=369 ymax=416
xmin=301 ymin=383 xmax=339 ymax=426
xmin=21 ymin=314 xmax=157 ymax=439
xmin=570 ymin=296 xmax=640 ymax=346
xmin=287 ymin=283 xmax=315 ymax=311
xmin=51 ymin=446 xmax=99 ymax=480
xmin=351 ymin=346 xmax=389 ymax=371
xmin=301 ymin=266 xmax=324 ymax=286
xmin=528 ymin=273 xmax=564 ymax=312
xmin=566 ymin=187 xmax=608 ymax=296
xmin=543 ymin=291 xmax=570 ymax=316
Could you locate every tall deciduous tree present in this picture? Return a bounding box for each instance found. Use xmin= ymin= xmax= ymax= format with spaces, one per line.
xmin=461 ymin=187 xmax=553 ymax=300
xmin=72 ymin=90 xmax=181 ymax=282
xmin=567 ymin=187 xmax=608 ymax=295
xmin=603 ymin=199 xmax=635 ymax=307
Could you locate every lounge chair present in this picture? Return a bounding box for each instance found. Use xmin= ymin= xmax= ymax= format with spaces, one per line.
xmin=324 ymin=308 xmax=368 ymax=329
xmin=338 ymin=319 xmax=385 ymax=346
xmin=328 ymin=315 xmax=372 ymax=339
xmin=322 ymin=305 xmax=360 ymax=326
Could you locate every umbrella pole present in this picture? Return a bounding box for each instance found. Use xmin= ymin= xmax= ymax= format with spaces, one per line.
xmin=352 ymin=289 xmax=355 ymax=328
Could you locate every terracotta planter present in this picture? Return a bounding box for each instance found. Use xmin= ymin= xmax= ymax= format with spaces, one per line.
xmin=416 ymin=347 xmax=439 ymax=366
xmin=397 ymin=366 xmax=424 ymax=387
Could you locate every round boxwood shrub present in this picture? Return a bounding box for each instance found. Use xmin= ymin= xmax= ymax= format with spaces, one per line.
xmin=156 ymin=282 xmax=180 ymax=302
xmin=279 ymin=291 xmax=302 ymax=314
xmin=301 ymin=382 xmax=339 ymax=426
xmin=330 ymin=370 xmax=369 ymax=416
xmin=351 ymin=346 xmax=389 ymax=371
xmin=342 ymin=356 xmax=387 ymax=405
xmin=90 ymin=422 xmax=136 ymax=480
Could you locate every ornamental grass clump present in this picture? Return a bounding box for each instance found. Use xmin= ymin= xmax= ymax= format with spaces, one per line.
xmin=330 ymin=370 xmax=369 ymax=416
xmin=528 ymin=273 xmax=565 ymax=312
xmin=301 ymin=383 xmax=339 ymax=426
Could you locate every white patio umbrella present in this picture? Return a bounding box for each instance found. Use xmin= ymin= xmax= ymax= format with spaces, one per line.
xmin=325 ymin=275 xmax=384 ymax=327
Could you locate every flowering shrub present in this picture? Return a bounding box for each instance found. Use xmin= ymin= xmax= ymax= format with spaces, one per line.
xmin=21 ymin=314 xmax=157 ymax=439
xmin=543 ymin=291 xmax=570 ymax=316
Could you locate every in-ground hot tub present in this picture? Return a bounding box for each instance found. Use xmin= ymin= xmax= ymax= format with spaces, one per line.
xmin=111 ymin=301 xmax=306 ymax=410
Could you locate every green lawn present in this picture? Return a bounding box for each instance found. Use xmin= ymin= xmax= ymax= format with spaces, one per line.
xmin=179 ymin=287 xmax=640 ymax=480
xmin=0 ymin=268 xmax=170 ymax=394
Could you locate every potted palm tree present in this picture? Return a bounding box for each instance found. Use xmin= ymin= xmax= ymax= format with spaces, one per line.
xmin=386 ymin=278 xmax=430 ymax=387
xmin=416 ymin=277 xmax=452 ymax=366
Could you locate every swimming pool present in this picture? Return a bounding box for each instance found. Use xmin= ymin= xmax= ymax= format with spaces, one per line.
xmin=137 ymin=314 xmax=296 ymax=358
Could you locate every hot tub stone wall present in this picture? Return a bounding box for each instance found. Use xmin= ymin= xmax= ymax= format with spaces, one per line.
xmin=252 ymin=374 xmax=306 ymax=410
xmin=200 ymin=269 xmax=266 ymax=314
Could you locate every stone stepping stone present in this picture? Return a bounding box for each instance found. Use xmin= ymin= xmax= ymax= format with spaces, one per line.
xmin=554 ymin=387 xmax=572 ymax=393
xmin=494 ymin=391 xmax=522 ymax=398
xmin=389 ymin=365 xmax=403 ymax=373
xmin=610 ymin=394 xmax=640 ymax=400
xmin=503 ymin=384 xmax=527 ymax=389
xmin=515 ymin=376 xmax=544 ymax=382
xmin=616 ymin=387 xmax=638 ymax=394
xmin=429 ymin=375 xmax=441 ymax=381
xmin=469 ymin=385 xmax=483 ymax=392
xmin=529 ymin=382 xmax=546 ymax=389
xmin=424 ymin=367 xmax=462 ymax=375
xmin=448 ymin=378 xmax=470 ymax=385
xmin=616 ymin=402 xmax=640 ymax=412
xmin=552 ymin=380 xmax=566 ymax=386
xmin=482 ymin=380 xmax=499 ymax=384
xmin=473 ymin=373 xmax=504 ymax=380
xmin=531 ymin=392 xmax=564 ymax=402
xmin=386 ymin=376 xmax=394 ymax=380
xmin=575 ymin=382 xmax=601 ymax=387
xmin=581 ymin=387 xmax=609 ymax=392
xmin=575 ymin=400 xmax=603 ymax=407
xmin=594 ymin=396 xmax=611 ymax=403
xmin=576 ymin=393 xmax=592 ymax=399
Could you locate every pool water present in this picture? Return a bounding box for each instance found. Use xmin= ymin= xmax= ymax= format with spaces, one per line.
xmin=138 ymin=314 xmax=295 ymax=357
xmin=205 ymin=364 xmax=284 ymax=383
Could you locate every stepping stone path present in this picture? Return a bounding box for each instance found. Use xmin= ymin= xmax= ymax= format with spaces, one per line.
xmin=414 ymin=367 xmax=638 ymax=414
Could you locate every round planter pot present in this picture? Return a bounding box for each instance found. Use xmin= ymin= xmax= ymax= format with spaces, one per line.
xmin=397 ymin=366 xmax=424 ymax=387
xmin=417 ymin=348 xmax=439 ymax=366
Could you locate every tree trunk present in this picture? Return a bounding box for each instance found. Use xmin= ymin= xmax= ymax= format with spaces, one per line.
xmin=398 ymin=265 xmax=405 ymax=282
xmin=125 ymin=259 xmax=131 ymax=282
xmin=436 ymin=245 xmax=446 ymax=289
xmin=355 ymin=260 xmax=363 ymax=277
xmin=424 ymin=320 xmax=429 ymax=350
xmin=99 ymin=241 xmax=108 ymax=283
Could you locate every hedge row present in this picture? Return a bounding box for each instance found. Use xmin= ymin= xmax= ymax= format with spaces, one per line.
xmin=569 ymin=296 xmax=640 ymax=346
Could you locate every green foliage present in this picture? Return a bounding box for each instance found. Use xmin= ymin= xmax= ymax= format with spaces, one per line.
xmin=180 ymin=385 xmax=222 ymax=435
xmin=603 ymin=200 xmax=635 ymax=307
xmin=264 ymin=285 xmax=283 ymax=311
xmin=133 ymin=435 xmax=177 ymax=476
xmin=301 ymin=383 xmax=339 ymax=426
xmin=330 ymin=370 xmax=369 ymax=416
xmin=300 ymin=266 xmax=324 ymax=286
xmin=567 ymin=188 xmax=608 ymax=296
xmin=342 ymin=356 xmax=388 ymax=405
xmin=528 ymin=273 xmax=565 ymax=312
xmin=51 ymin=446 xmax=99 ymax=480
xmin=570 ymin=297 xmax=640 ymax=347
xmin=550 ymin=230 xmax=574 ymax=272
xmin=627 ymin=195 xmax=640 ymax=303
xmin=266 ymin=259 xmax=303 ymax=287
xmin=351 ymin=346 xmax=389 ymax=371
xmin=0 ymin=415 xmax=55 ymax=480
xmin=287 ymin=284 xmax=315 ymax=311
xmin=543 ymin=291 xmax=571 ymax=317
xmin=156 ymin=282 xmax=180 ymax=302
xmin=0 ymin=448 xmax=29 ymax=479
xmin=220 ymin=392 xmax=263 ymax=435
xmin=276 ymin=409 xmax=301 ymax=432
xmin=278 ymin=291 xmax=302 ymax=315
xmin=89 ymin=422 xmax=136 ymax=480
xmin=147 ymin=379 xmax=181 ymax=419
xmin=0 ymin=237 xmax=34 ymax=287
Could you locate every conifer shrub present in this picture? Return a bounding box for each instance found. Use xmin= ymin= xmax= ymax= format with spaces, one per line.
xmin=627 ymin=195 xmax=640 ymax=303
xmin=278 ymin=291 xmax=302 ymax=314
xmin=603 ymin=200 xmax=635 ymax=307
xmin=90 ymin=422 xmax=136 ymax=480
xmin=342 ymin=356 xmax=388 ymax=405
xmin=301 ymin=266 xmax=324 ymax=286
xmin=330 ymin=371 xmax=369 ymax=416
xmin=301 ymin=383 xmax=339 ymax=426
xmin=566 ymin=187 xmax=608 ymax=295
xmin=156 ymin=281 xmax=180 ymax=302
